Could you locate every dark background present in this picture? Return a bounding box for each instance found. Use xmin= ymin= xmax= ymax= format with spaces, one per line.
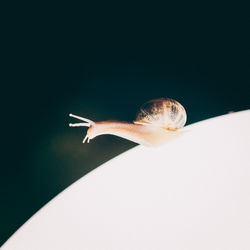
xmin=1 ymin=2 xmax=249 ymax=246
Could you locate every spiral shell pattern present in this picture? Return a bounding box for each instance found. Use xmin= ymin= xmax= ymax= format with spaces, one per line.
xmin=134 ymin=98 xmax=187 ymax=130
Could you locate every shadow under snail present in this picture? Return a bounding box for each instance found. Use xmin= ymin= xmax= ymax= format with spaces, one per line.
xmin=69 ymin=98 xmax=187 ymax=147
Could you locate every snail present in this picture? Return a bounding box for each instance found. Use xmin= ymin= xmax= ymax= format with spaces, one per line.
xmin=69 ymin=98 xmax=187 ymax=147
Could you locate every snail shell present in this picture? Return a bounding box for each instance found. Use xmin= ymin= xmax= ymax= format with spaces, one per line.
xmin=134 ymin=98 xmax=187 ymax=131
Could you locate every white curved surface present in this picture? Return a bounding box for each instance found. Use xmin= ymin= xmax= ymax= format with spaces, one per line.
xmin=2 ymin=110 xmax=250 ymax=250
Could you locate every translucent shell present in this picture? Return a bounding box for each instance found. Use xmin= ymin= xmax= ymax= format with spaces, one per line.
xmin=134 ymin=98 xmax=187 ymax=130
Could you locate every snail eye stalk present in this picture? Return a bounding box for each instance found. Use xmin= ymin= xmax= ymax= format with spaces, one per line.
xmin=69 ymin=114 xmax=95 ymax=127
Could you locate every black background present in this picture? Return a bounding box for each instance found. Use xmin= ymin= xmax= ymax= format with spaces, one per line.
xmin=1 ymin=2 xmax=249 ymax=246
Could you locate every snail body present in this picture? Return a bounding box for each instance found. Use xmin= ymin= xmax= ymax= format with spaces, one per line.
xmin=69 ymin=98 xmax=187 ymax=147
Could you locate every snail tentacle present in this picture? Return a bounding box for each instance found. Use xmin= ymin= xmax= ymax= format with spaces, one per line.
xmin=69 ymin=123 xmax=90 ymax=127
xmin=82 ymin=134 xmax=89 ymax=143
xmin=69 ymin=113 xmax=96 ymax=143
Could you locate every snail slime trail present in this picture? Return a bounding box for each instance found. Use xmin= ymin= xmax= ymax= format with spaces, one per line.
xmin=69 ymin=98 xmax=187 ymax=147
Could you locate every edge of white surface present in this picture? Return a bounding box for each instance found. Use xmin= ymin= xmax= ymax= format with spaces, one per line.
xmin=2 ymin=109 xmax=250 ymax=249
xmin=44 ymin=109 xmax=249 ymax=205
